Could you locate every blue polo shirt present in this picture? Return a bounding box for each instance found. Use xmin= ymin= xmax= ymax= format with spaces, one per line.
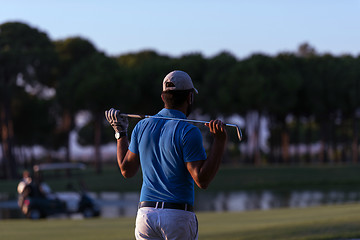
xmin=129 ymin=108 xmax=207 ymax=205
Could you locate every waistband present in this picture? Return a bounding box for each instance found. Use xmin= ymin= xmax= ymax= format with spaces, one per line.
xmin=138 ymin=201 xmax=194 ymax=212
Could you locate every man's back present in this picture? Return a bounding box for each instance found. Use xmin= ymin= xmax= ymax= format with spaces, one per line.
xmin=129 ymin=108 xmax=206 ymax=205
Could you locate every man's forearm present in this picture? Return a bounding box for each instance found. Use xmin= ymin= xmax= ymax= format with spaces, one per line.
xmin=197 ymin=138 xmax=226 ymax=188
xmin=117 ymin=137 xmax=129 ymax=169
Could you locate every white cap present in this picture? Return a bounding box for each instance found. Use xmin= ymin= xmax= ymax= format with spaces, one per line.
xmin=163 ymin=70 xmax=198 ymax=94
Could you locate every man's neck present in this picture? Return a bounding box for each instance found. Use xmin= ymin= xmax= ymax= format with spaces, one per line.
xmin=164 ymin=105 xmax=187 ymax=116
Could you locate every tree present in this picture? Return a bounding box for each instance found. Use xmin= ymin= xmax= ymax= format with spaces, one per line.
xmin=268 ymin=53 xmax=302 ymax=163
xmin=297 ymin=42 xmax=316 ymax=58
xmin=117 ymin=50 xmax=174 ymax=114
xmin=227 ymin=54 xmax=270 ymax=164
xmin=12 ymin=86 xmax=57 ymax=163
xmin=0 ymin=22 xmax=57 ymax=178
xmin=70 ymin=53 xmax=126 ymax=173
xmin=54 ymin=37 xmax=97 ymax=163
xmin=201 ymin=51 xmax=238 ymax=116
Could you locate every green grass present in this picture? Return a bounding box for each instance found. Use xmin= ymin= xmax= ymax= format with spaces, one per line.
xmin=3 ymin=165 xmax=360 ymax=239
xmin=2 ymin=164 xmax=360 ymax=196
xmin=2 ymin=204 xmax=360 ymax=240
xmin=198 ymin=204 xmax=360 ymax=240
xmin=206 ymin=165 xmax=360 ymax=192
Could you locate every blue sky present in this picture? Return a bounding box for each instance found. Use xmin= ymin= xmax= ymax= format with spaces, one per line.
xmin=1 ymin=0 xmax=360 ymax=59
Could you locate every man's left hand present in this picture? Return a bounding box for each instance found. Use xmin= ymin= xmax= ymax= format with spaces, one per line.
xmin=105 ymin=108 xmax=129 ymax=133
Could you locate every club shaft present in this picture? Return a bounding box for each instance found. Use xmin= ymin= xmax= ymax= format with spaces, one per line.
xmin=120 ymin=113 xmax=242 ymax=141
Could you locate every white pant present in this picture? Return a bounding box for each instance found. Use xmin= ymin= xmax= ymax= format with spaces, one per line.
xmin=135 ymin=207 xmax=198 ymax=240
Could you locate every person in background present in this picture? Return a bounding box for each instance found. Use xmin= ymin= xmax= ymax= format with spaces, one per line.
xmin=17 ymin=170 xmax=32 ymax=195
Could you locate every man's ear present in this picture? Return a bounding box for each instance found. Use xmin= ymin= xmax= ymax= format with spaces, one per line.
xmin=188 ymin=92 xmax=194 ymax=104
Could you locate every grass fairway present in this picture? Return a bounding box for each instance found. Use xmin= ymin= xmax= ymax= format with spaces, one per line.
xmin=2 ymin=165 xmax=360 ymax=195
xmin=198 ymin=204 xmax=360 ymax=240
xmin=2 ymin=204 xmax=360 ymax=240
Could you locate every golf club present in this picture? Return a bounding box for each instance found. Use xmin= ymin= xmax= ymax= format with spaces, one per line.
xmin=120 ymin=113 xmax=243 ymax=141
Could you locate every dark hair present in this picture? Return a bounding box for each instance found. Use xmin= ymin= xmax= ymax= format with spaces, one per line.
xmin=161 ymin=90 xmax=193 ymax=108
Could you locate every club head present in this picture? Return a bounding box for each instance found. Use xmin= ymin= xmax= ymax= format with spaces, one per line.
xmin=226 ymin=124 xmax=242 ymax=141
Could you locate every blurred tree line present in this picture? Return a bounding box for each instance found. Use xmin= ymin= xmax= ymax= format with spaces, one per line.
xmin=1 ymin=22 xmax=360 ymax=179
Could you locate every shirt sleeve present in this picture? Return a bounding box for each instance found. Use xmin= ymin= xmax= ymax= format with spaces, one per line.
xmin=128 ymin=123 xmax=139 ymax=154
xmin=182 ymin=126 xmax=207 ymax=162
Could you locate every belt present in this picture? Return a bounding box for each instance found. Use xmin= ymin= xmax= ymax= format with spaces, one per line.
xmin=139 ymin=201 xmax=194 ymax=212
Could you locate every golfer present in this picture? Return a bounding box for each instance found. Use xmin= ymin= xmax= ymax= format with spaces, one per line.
xmin=105 ymin=70 xmax=227 ymax=240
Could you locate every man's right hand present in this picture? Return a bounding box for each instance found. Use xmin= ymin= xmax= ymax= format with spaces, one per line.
xmin=105 ymin=108 xmax=129 ymax=133
xmin=205 ymin=120 xmax=227 ymax=141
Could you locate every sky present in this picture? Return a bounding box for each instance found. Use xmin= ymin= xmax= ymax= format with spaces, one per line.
xmin=1 ymin=0 xmax=360 ymax=59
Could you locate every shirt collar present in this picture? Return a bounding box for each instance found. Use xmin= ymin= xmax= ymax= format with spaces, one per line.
xmin=157 ymin=108 xmax=187 ymax=119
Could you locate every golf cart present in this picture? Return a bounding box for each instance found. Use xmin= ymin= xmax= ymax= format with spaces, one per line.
xmin=18 ymin=163 xmax=100 ymax=219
